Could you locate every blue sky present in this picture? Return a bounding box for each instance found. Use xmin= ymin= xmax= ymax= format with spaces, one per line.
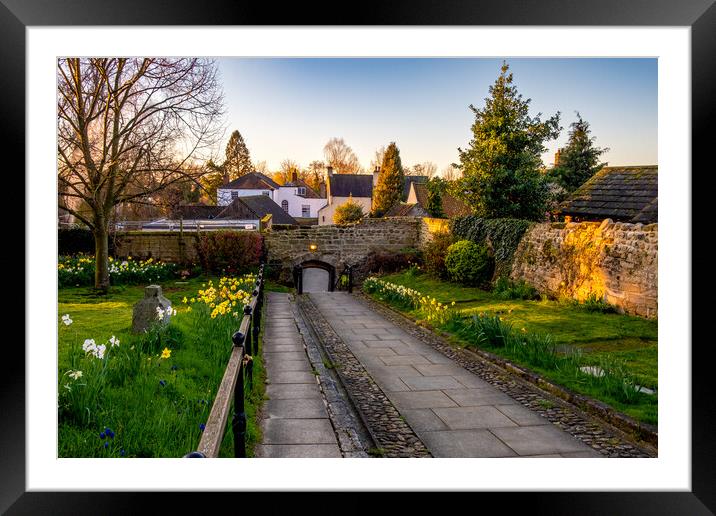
xmin=216 ymin=58 xmax=657 ymax=174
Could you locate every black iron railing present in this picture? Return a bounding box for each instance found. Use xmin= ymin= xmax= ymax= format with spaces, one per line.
xmin=183 ymin=264 xmax=264 ymax=458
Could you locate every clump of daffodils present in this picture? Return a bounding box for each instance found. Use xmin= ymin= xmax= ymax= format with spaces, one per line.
xmin=363 ymin=277 xmax=455 ymax=325
xmin=190 ymin=275 xmax=256 ymax=319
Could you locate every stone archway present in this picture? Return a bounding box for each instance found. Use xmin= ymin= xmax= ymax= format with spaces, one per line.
xmin=294 ymin=260 xmax=336 ymax=294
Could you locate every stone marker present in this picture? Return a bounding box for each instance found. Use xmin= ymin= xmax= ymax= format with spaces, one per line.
xmin=132 ymin=285 xmax=172 ymax=333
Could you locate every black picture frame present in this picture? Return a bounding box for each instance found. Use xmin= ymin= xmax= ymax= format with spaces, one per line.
xmin=5 ymin=0 xmax=713 ymax=513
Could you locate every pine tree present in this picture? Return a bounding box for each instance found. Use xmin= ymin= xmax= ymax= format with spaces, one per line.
xmin=457 ymin=62 xmax=561 ymax=220
xmin=372 ymin=142 xmax=405 ymax=217
xmin=224 ymin=130 xmax=253 ymax=180
xmin=551 ymin=112 xmax=608 ymax=192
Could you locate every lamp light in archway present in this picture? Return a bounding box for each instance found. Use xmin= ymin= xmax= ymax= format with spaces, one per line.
xmin=309 ymin=243 xmax=318 ymax=252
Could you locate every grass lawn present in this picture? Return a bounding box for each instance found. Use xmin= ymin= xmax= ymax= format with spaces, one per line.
xmin=372 ymin=271 xmax=658 ymax=425
xmin=58 ymin=275 xmax=269 ymax=458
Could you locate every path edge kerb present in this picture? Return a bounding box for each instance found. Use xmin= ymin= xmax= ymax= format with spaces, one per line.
xmin=356 ymin=291 xmax=658 ymax=450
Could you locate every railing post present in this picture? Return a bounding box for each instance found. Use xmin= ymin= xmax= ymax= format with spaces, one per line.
xmin=231 ymin=331 xmax=247 ymax=458
xmin=347 ymin=265 xmax=353 ymax=294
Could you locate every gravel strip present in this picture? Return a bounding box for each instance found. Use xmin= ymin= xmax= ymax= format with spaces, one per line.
xmin=357 ymin=292 xmax=656 ymax=458
xmin=297 ymin=295 xmax=432 ymax=458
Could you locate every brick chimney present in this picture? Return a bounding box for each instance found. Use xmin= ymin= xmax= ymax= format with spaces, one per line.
xmin=319 ymin=181 xmax=326 ymax=198
xmin=372 ymin=166 xmax=380 ymax=187
xmin=554 ymin=149 xmax=562 ymax=167
xmin=325 ymin=165 xmax=334 ymax=179
xmin=291 ymin=170 xmax=298 ymax=182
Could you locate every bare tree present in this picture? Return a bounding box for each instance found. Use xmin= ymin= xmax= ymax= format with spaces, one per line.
xmin=323 ymin=137 xmax=363 ymax=174
xmin=408 ymin=161 xmax=438 ymax=178
xmin=369 ymin=146 xmax=386 ymax=172
xmin=442 ymin=164 xmax=462 ymax=181
xmin=272 ymin=158 xmax=301 ymax=185
xmin=57 ymin=58 xmax=224 ymax=291
xmin=253 ymin=160 xmax=270 ymax=175
xmin=303 ymin=160 xmax=325 ymax=193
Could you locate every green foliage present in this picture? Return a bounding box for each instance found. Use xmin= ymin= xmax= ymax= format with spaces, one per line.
xmin=444 ymin=240 xmax=494 ymax=287
xmin=333 ymin=195 xmax=365 ymax=224
xmin=549 ymin=112 xmax=608 ymax=193
xmin=456 ymin=62 xmax=561 ymax=220
xmin=570 ymin=292 xmax=618 ymax=314
xmin=372 ymin=142 xmax=405 ymax=217
xmin=59 ymin=227 xmax=121 ymax=256
xmin=425 ymin=177 xmax=447 ymax=218
xmin=422 ymin=231 xmax=455 ymax=280
xmin=493 ymin=277 xmax=540 ymax=300
xmin=58 ymin=275 xmax=266 ymax=457
xmin=451 ymin=215 xmax=533 ymax=278
xmin=195 ymin=231 xmax=264 ymax=275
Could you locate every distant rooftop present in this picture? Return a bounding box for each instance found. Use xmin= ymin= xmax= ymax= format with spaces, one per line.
xmin=222 ymin=172 xmax=280 ymax=190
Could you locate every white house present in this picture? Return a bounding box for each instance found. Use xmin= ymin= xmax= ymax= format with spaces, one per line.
xmin=217 ymin=172 xmax=278 ymax=206
xmin=217 ymin=171 xmax=326 ymax=219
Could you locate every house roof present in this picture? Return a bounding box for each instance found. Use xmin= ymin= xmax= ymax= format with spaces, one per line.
xmin=403 ymin=175 xmax=428 ymax=199
xmin=221 ymin=172 xmax=280 ymax=190
xmin=217 ymin=195 xmax=298 ymax=225
xmin=560 ymin=166 xmax=658 ymax=223
xmin=385 ymin=203 xmax=429 ymax=217
xmin=328 ymin=174 xmax=373 ymax=198
xmin=282 ymin=178 xmax=324 ymax=199
xmin=411 ymin=183 xmax=472 ymax=218
xmin=176 ymin=204 xmax=224 ymax=220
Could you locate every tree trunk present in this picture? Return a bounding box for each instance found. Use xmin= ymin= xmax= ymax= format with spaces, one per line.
xmin=94 ymin=224 xmax=110 ymax=293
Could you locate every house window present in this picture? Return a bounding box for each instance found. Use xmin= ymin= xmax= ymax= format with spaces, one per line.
xmin=231 ymin=191 xmax=239 ymax=199
xmin=302 ymin=205 xmax=310 ymax=217
xmin=297 ymin=187 xmax=306 ymax=196
xmin=281 ymin=200 xmax=289 ymax=212
xmin=262 ymin=191 xmax=270 ymax=196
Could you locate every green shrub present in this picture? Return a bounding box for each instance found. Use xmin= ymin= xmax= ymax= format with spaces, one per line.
xmin=493 ymin=277 xmax=540 ymax=300
xmin=444 ymin=240 xmax=494 ymax=287
xmin=333 ymin=197 xmax=365 ymax=224
xmin=450 ymin=216 xmax=533 ymax=277
xmin=572 ymin=292 xmax=618 ymax=314
xmin=422 ymin=231 xmax=455 ymax=280
xmin=195 ymin=231 xmax=263 ymax=275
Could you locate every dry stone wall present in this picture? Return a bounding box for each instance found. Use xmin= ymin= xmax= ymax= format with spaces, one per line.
xmin=265 ymin=217 xmax=422 ymax=282
xmin=510 ymin=219 xmax=657 ymax=318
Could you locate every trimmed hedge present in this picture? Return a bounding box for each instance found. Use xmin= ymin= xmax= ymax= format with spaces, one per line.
xmin=195 ymin=230 xmax=264 ymax=275
xmin=450 ymin=216 xmax=533 ymax=278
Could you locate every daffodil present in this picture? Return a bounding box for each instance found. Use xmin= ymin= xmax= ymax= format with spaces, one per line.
xmin=161 ymin=347 xmax=171 ymax=359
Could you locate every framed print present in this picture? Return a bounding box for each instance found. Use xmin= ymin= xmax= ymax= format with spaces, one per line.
xmin=6 ymin=0 xmax=714 ymax=512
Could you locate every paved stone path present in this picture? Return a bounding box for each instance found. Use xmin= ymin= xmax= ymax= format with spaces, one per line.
xmin=309 ymin=292 xmax=603 ymax=458
xmin=254 ymin=293 xmax=342 ymax=458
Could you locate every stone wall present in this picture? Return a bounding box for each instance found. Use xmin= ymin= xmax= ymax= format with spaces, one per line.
xmin=418 ymin=217 xmax=450 ymax=246
xmin=510 ymin=219 xmax=658 ymax=318
xmin=265 ymin=217 xmax=422 ymax=282
xmin=113 ymin=231 xmax=200 ymax=264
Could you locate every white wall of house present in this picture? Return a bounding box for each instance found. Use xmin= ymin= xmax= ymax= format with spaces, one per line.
xmin=274 ymin=186 xmax=327 ymax=218
xmin=318 ymin=196 xmax=371 ymax=225
xmin=217 ymin=188 xmax=274 ymax=206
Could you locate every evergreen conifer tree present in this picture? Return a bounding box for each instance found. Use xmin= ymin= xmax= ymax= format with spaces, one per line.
xmin=457 ymin=62 xmax=561 ymax=220
xmin=372 ymin=142 xmax=405 ymax=217
xmin=551 ymin=113 xmax=608 ymax=192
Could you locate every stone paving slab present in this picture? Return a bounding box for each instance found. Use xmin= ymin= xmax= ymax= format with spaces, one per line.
xmin=262 ymin=419 xmax=337 ymax=445
xmin=265 ymin=383 xmax=322 ymax=400
xmin=265 ymin=398 xmax=329 ymax=419
xmin=309 ymin=292 xmax=603 ymax=459
xmin=265 ymin=360 xmax=312 ymax=373
xmin=419 ymin=429 xmax=518 ymax=458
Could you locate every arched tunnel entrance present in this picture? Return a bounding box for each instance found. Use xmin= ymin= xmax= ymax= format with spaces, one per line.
xmin=294 ymin=260 xmax=336 ymax=293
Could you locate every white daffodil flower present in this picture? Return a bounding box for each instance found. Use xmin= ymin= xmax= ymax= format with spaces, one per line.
xmin=61 ymin=314 xmax=73 ymax=326
xmin=109 ymin=335 xmax=120 ymax=347
xmin=82 ymin=339 xmax=96 ymax=353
